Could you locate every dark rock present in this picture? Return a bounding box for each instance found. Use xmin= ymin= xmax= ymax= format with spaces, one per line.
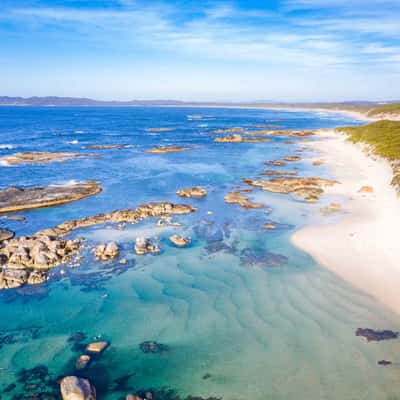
xmin=356 ymin=328 xmax=399 ymax=342
xmin=378 ymin=360 xmax=392 ymax=366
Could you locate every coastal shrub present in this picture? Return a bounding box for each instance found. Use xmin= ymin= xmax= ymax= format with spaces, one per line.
xmin=336 ymin=120 xmax=400 ymax=160
xmin=367 ymin=103 xmax=400 ymax=117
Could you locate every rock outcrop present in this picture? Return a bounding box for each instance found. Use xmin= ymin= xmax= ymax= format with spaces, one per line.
xmin=244 ymin=177 xmax=337 ymax=202
xmin=214 ymin=134 xmax=271 ymax=143
xmin=224 ymin=191 xmax=265 ymax=209
xmin=0 ymin=181 xmax=102 ymax=213
xmin=0 ymin=151 xmax=94 ymax=165
xmin=145 ymin=146 xmax=192 ymax=154
xmin=0 ymin=228 xmax=14 ymax=243
xmin=169 ymin=235 xmax=190 ymax=247
xmin=176 ymin=187 xmax=207 ymax=198
xmin=134 ymin=238 xmax=160 ymax=255
xmin=94 ymin=242 xmax=120 ymax=260
xmin=85 ymin=145 xmax=126 ymax=150
xmin=356 ymin=328 xmax=399 ymax=342
xmin=36 ymin=202 xmax=197 ymax=238
xmin=60 ymin=376 xmax=96 ymax=400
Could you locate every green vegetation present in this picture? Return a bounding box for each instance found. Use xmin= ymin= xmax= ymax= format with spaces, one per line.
xmin=366 ymin=103 xmax=400 ymax=117
xmin=336 ymin=120 xmax=400 ymax=160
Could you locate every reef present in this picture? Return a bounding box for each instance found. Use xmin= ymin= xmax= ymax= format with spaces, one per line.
xmin=145 ymin=146 xmax=192 ymax=154
xmin=0 ymin=181 xmax=102 ymax=213
xmin=176 ymin=187 xmax=207 ymax=198
xmin=0 ymin=151 xmax=95 ymax=165
xmin=244 ymin=176 xmax=337 ymax=202
xmin=212 ymin=127 xmax=245 ymax=134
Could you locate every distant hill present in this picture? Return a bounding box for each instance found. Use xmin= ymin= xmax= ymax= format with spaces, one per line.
xmin=0 ymin=96 xmax=186 ymax=106
xmin=0 ymin=96 xmax=399 ymax=119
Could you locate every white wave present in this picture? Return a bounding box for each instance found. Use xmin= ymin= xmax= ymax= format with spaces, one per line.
xmin=74 ymin=130 xmax=84 ymax=134
xmin=68 ymin=139 xmax=79 ymax=145
xmin=0 ymin=160 xmax=11 ymax=167
xmin=0 ymin=144 xmax=15 ymax=149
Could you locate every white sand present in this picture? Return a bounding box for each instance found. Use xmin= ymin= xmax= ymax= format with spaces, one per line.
xmin=292 ymin=130 xmax=400 ymax=315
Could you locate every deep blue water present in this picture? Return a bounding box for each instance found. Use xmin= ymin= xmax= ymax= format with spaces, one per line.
xmin=1 ymin=107 xmax=400 ymax=400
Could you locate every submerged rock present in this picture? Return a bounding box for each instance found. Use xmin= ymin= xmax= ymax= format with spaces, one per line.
xmin=356 ymin=328 xmax=399 ymax=342
xmin=0 ymin=227 xmax=14 ymax=243
xmin=0 ymin=181 xmax=102 ymax=213
xmin=284 ymin=155 xmax=302 ymax=162
xmin=75 ymin=354 xmax=92 ymax=370
xmin=135 ymin=238 xmax=160 ymax=255
xmin=240 ymin=248 xmax=288 ymax=268
xmin=176 ymin=187 xmax=207 ymax=198
xmin=139 ymin=340 xmax=169 ymax=353
xmin=145 ymin=127 xmax=174 ymax=132
xmin=60 ymin=376 xmax=96 ymax=400
xmin=0 ymin=151 xmax=95 ymax=166
xmin=261 ymin=169 xmax=297 ymax=177
xmin=169 ymin=235 xmax=191 ymax=248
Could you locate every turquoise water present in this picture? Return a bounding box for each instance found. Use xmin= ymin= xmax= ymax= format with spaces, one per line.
xmin=1 ymin=107 xmax=400 ymax=400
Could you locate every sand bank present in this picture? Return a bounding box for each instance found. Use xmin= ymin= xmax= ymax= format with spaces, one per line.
xmin=292 ymin=130 xmax=400 ymax=315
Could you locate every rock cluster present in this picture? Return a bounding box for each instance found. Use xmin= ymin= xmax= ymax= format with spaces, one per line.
xmin=224 ymin=191 xmax=265 ymax=209
xmin=145 ymin=146 xmax=192 ymax=154
xmin=176 ymin=186 xmax=207 ymax=198
xmin=359 ymin=185 xmax=374 ymax=193
xmin=37 ymin=202 xmax=196 ymax=238
xmin=94 ymin=242 xmax=120 ymax=260
xmin=60 ymin=376 xmax=96 ymax=400
xmin=214 ymin=134 xmax=271 ymax=143
xmin=0 ymin=181 xmax=102 ymax=213
xmin=135 ymin=238 xmax=160 ymax=255
xmin=0 ymin=234 xmax=83 ymax=289
xmin=0 ymin=151 xmax=95 ymax=165
xmin=169 ymin=235 xmax=191 ymax=247
xmin=244 ymin=176 xmax=337 ymax=202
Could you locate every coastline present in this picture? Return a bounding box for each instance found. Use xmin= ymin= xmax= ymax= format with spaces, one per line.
xmin=292 ymin=129 xmax=400 ymax=315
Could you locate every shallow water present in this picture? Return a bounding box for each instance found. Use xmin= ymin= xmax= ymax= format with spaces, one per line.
xmin=1 ymin=107 xmax=400 ymax=400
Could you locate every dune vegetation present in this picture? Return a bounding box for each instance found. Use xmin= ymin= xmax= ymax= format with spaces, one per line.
xmin=336 ymin=120 xmax=400 ymax=160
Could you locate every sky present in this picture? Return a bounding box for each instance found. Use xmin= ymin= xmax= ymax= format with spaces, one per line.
xmin=1 ymin=0 xmax=400 ymax=102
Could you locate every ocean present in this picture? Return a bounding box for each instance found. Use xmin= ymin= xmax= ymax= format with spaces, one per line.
xmin=1 ymin=106 xmax=399 ymax=400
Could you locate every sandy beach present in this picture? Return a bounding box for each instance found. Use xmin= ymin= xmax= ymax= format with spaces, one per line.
xmin=292 ymin=129 xmax=400 ymax=315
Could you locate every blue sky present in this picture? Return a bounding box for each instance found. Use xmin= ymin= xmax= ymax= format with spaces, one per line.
xmin=1 ymin=0 xmax=400 ymax=101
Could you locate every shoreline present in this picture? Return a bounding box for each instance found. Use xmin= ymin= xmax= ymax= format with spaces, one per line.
xmin=292 ymin=129 xmax=400 ymax=315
